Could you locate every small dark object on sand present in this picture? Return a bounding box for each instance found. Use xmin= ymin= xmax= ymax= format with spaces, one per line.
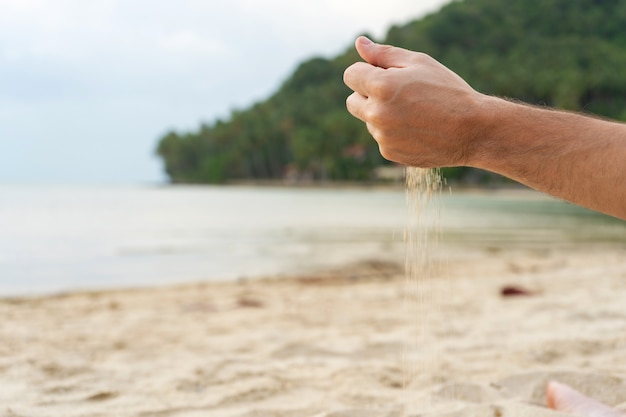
xmin=237 ymin=297 xmax=264 ymax=308
xmin=500 ymin=285 xmax=539 ymax=297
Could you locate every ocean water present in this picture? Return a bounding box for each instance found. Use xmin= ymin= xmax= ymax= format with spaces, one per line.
xmin=0 ymin=184 xmax=623 ymax=296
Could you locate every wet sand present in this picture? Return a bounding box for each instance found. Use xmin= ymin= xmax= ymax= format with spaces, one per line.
xmin=1 ymin=246 xmax=626 ymax=416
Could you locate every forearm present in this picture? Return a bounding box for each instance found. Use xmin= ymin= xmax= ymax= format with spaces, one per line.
xmin=470 ymin=96 xmax=626 ymax=220
xmin=344 ymin=38 xmax=626 ymax=219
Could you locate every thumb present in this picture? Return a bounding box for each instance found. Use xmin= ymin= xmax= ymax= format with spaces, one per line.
xmin=355 ymin=36 xmax=415 ymax=69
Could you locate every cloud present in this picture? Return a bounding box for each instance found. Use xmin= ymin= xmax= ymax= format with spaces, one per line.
xmin=160 ymin=30 xmax=226 ymax=56
xmin=0 ymin=0 xmax=451 ymax=183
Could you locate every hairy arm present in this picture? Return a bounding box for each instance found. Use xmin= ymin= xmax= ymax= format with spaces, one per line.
xmin=343 ymin=37 xmax=626 ymax=220
xmin=473 ymin=97 xmax=626 ymax=219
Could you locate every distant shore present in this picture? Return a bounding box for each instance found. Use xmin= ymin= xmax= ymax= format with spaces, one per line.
xmin=165 ymin=176 xmax=534 ymax=192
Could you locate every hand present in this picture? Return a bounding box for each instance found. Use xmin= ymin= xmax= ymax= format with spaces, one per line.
xmin=343 ymin=36 xmax=485 ymax=168
xmin=345 ymin=37 xmax=626 ymax=219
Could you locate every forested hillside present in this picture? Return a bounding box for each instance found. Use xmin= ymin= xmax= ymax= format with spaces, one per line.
xmin=156 ymin=0 xmax=626 ymax=184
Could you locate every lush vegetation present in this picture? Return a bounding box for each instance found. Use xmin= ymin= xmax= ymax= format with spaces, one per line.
xmin=156 ymin=0 xmax=626 ymax=184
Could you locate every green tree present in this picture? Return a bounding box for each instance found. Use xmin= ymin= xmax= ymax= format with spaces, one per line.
xmin=156 ymin=0 xmax=626 ymax=185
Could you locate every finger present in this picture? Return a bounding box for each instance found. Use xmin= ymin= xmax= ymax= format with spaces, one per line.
xmin=345 ymin=92 xmax=368 ymax=122
xmin=366 ymin=125 xmax=397 ymax=163
xmin=366 ymin=122 xmax=383 ymax=142
xmin=355 ymin=36 xmax=416 ymax=69
xmin=546 ymin=381 xmax=624 ymax=417
xmin=343 ymin=62 xmax=383 ymax=97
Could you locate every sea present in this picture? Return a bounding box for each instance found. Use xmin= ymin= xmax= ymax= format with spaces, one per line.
xmin=1 ymin=183 xmax=624 ymax=297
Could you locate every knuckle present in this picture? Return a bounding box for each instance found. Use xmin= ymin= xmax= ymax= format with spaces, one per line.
xmin=378 ymin=145 xmax=395 ymax=162
xmin=342 ymin=64 xmax=356 ymax=84
xmin=343 ymin=62 xmax=365 ymax=87
xmin=345 ymin=94 xmax=359 ymax=115
xmin=366 ymin=123 xmax=386 ymax=144
xmin=363 ymin=106 xmax=380 ymax=125
xmin=367 ymin=75 xmax=395 ymax=100
xmin=365 ymin=103 xmax=393 ymax=127
xmin=367 ymin=124 xmax=389 ymax=145
xmin=369 ymin=128 xmax=401 ymax=163
xmin=412 ymin=51 xmax=428 ymax=61
xmin=378 ymin=45 xmax=395 ymax=60
xmin=345 ymin=92 xmax=354 ymax=107
xmin=411 ymin=51 xmax=432 ymax=65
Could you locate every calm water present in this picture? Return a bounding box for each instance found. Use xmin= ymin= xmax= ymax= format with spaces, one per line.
xmin=0 ymin=184 xmax=624 ymax=296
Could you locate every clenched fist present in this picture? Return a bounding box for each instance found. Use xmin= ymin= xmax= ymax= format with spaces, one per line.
xmin=343 ymin=36 xmax=486 ymax=168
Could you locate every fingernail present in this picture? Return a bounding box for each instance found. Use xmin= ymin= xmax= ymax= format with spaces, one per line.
xmin=358 ymin=36 xmax=373 ymax=46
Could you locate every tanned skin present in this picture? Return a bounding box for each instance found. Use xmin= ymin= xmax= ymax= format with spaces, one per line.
xmin=344 ymin=36 xmax=626 ymax=220
xmin=344 ymin=36 xmax=626 ymax=416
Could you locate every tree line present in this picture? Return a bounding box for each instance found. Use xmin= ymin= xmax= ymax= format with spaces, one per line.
xmin=156 ymin=0 xmax=626 ymax=185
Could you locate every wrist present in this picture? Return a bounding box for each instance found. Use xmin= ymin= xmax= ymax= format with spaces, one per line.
xmin=462 ymin=94 xmax=518 ymax=171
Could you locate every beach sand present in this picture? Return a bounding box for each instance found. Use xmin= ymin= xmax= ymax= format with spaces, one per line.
xmin=1 ymin=245 xmax=626 ymax=416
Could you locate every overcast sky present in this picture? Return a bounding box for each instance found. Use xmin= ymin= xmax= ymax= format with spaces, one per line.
xmin=0 ymin=0 xmax=451 ymax=184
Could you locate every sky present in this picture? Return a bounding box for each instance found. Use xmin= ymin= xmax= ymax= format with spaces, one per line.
xmin=0 ymin=0 xmax=451 ymax=184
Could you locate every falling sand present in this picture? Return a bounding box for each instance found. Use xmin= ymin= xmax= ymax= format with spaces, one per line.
xmin=403 ymin=167 xmax=445 ymax=412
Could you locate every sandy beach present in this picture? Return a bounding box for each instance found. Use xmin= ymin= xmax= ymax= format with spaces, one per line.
xmin=1 ymin=243 xmax=626 ymax=417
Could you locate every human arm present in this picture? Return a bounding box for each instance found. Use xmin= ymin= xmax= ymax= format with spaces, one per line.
xmin=343 ymin=36 xmax=626 ymax=220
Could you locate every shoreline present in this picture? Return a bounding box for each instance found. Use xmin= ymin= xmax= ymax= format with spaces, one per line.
xmin=0 ymin=235 xmax=617 ymax=300
xmin=161 ymin=178 xmax=535 ymax=192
